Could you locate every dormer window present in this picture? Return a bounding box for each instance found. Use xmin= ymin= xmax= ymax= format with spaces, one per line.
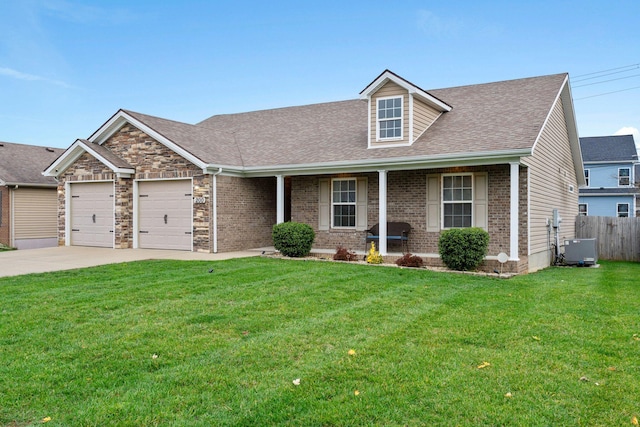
xmin=377 ymin=96 xmax=403 ymax=140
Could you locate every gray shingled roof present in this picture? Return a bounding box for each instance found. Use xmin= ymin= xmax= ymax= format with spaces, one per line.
xmin=0 ymin=141 xmax=64 ymax=186
xmin=77 ymin=139 xmax=134 ymax=169
xmin=579 ymin=135 xmax=638 ymax=162
xmin=121 ymin=73 xmax=568 ymax=169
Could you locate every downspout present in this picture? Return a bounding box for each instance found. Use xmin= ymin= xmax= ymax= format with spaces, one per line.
xmin=212 ymin=168 xmax=223 ymax=253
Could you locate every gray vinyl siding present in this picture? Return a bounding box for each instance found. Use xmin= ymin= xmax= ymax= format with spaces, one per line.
xmin=522 ymin=97 xmax=578 ymax=258
xmin=413 ymin=98 xmax=441 ymax=141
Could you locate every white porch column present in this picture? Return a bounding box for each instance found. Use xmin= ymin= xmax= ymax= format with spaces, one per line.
xmin=509 ymin=162 xmax=520 ymax=261
xmin=276 ymin=175 xmax=285 ymax=224
xmin=378 ymin=170 xmax=388 ymax=255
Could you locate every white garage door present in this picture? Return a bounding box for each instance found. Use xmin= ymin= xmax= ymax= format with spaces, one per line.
xmin=70 ymin=182 xmax=114 ymax=248
xmin=138 ymin=180 xmax=192 ymax=251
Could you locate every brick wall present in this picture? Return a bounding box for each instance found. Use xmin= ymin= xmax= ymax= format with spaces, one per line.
xmin=291 ymin=165 xmax=529 ymax=273
xmin=0 ymin=186 xmax=9 ymax=246
xmin=216 ymin=175 xmax=277 ymax=251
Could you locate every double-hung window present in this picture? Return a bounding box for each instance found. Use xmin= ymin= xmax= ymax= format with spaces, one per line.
xmin=332 ymin=179 xmax=356 ymax=227
xmin=617 ymin=203 xmax=629 ymax=217
xmin=377 ymin=96 xmax=402 ymax=140
xmin=584 ymin=169 xmax=590 ymax=187
xmin=442 ymin=174 xmax=473 ymax=228
xmin=618 ymin=168 xmax=630 ymax=186
xmin=578 ymin=203 xmax=588 ymax=216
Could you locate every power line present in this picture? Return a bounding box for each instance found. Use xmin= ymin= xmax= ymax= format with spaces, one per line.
xmin=574 ymin=85 xmax=640 ymax=100
xmin=573 ymin=72 xmax=640 ymax=88
xmin=573 ymin=63 xmax=639 ymax=79
xmin=572 ymin=65 xmax=640 ymax=83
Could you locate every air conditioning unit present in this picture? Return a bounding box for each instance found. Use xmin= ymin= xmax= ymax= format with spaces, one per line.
xmin=563 ymin=238 xmax=598 ymax=266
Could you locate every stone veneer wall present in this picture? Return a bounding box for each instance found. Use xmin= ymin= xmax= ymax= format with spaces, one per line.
xmin=57 ymin=153 xmax=114 ymax=246
xmin=216 ymin=175 xmax=277 ymax=252
xmin=291 ymin=165 xmax=529 ymax=273
xmin=58 ymin=124 xmax=213 ymax=251
xmin=0 ymin=186 xmax=9 ymax=246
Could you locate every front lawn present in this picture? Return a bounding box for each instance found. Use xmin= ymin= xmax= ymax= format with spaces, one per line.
xmin=1 ymin=259 xmax=638 ymax=426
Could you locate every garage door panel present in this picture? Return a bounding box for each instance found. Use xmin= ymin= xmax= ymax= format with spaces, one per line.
xmin=138 ymin=180 xmax=192 ymax=251
xmin=70 ymin=182 xmax=113 ymax=248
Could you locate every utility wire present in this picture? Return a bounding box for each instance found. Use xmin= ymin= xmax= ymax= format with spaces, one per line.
xmin=573 ymin=63 xmax=639 ymax=79
xmin=574 ymin=85 xmax=640 ymax=100
xmin=571 ymin=62 xmax=640 ymax=101
xmin=573 ymin=72 xmax=640 ymax=88
xmin=572 ymin=65 xmax=640 ymax=83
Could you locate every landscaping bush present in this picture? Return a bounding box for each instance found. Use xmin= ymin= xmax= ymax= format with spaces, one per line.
xmin=395 ymin=253 xmax=424 ymax=268
xmin=366 ymin=242 xmax=383 ymax=264
xmin=438 ymin=227 xmax=489 ymax=271
xmin=333 ymin=246 xmax=358 ymax=261
xmin=272 ymin=222 xmax=315 ymax=257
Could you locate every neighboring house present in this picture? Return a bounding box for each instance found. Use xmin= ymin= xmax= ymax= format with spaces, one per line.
xmin=0 ymin=141 xmax=64 ymax=249
xmin=578 ymin=135 xmax=639 ymax=217
xmin=636 ymin=164 xmax=640 ymax=216
xmin=44 ymin=70 xmax=583 ymax=273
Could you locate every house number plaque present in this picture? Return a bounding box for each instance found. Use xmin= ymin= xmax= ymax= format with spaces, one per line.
xmin=193 ymin=197 xmax=206 ymax=204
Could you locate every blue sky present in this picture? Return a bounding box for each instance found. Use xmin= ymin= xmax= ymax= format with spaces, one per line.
xmin=1 ymin=0 xmax=639 ymax=149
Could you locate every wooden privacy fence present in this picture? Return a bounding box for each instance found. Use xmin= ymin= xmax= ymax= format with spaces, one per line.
xmin=575 ymin=216 xmax=640 ymax=261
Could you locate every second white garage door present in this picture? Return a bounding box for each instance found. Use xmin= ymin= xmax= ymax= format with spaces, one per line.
xmin=138 ymin=180 xmax=192 ymax=251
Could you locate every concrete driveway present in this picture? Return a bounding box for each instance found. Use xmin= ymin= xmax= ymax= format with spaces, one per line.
xmin=0 ymin=246 xmax=260 ymax=278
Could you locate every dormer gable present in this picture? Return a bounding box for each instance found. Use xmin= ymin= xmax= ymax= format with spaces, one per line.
xmin=360 ymin=70 xmax=452 ymax=148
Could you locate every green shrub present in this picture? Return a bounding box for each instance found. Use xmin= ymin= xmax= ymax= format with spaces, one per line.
xmin=272 ymin=222 xmax=315 ymax=257
xmin=438 ymin=227 xmax=489 ymax=271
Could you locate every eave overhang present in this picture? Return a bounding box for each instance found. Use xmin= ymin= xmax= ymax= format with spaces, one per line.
xmin=43 ymin=139 xmax=135 ymax=178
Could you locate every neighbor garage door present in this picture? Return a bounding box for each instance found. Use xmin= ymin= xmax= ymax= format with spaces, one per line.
xmin=138 ymin=180 xmax=192 ymax=251
xmin=69 ymin=182 xmax=114 ymax=247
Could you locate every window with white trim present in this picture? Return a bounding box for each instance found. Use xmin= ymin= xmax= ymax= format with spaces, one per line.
xmin=332 ymin=179 xmax=356 ymax=227
xmin=618 ymin=168 xmax=630 ymax=186
xmin=578 ymin=203 xmax=588 ymax=216
xmin=377 ymin=96 xmax=402 ymax=140
xmin=617 ymin=203 xmax=629 ymax=217
xmin=442 ymin=174 xmax=473 ymax=228
xmin=584 ymin=169 xmax=589 ymax=187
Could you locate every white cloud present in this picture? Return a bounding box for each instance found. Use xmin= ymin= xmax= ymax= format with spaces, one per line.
xmin=615 ymin=127 xmax=640 ymax=153
xmin=0 ymin=66 xmax=71 ymax=88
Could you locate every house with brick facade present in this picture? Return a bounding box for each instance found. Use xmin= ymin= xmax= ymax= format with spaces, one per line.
xmin=1 ymin=141 xmax=63 ymax=249
xmin=44 ymin=70 xmax=584 ymax=273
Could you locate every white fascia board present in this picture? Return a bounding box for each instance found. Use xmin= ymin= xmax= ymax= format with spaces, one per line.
xmin=359 ymin=71 xmax=451 ymax=112
xmin=235 ymin=148 xmax=531 ymax=177
xmin=42 ymin=139 xmax=135 ymax=178
xmin=43 ymin=140 xmax=87 ymax=177
xmin=90 ymin=110 xmax=208 ymax=170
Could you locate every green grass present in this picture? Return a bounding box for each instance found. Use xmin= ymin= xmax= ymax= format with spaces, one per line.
xmin=1 ymin=258 xmax=638 ymax=426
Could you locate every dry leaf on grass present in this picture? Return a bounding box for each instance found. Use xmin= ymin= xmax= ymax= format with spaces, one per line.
xmin=348 ymin=349 xmax=356 ymax=356
xmin=477 ymin=361 xmax=491 ymax=369
xmin=292 ymin=378 xmax=301 ymax=386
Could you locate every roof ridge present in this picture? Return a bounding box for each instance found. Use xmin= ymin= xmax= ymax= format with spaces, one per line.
xmin=429 ymin=72 xmax=568 ymax=92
